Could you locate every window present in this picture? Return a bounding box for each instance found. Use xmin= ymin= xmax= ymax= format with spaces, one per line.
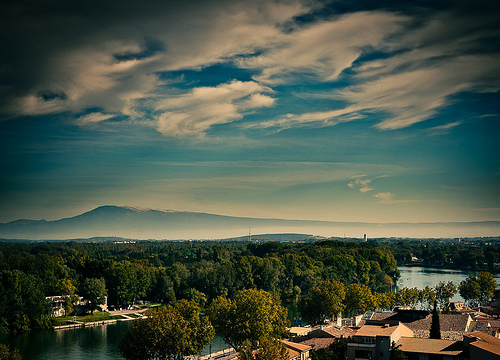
xmin=355 ymin=350 xmax=372 ymax=359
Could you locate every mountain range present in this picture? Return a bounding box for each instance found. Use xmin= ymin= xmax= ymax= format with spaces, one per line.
xmin=0 ymin=205 xmax=499 ymax=240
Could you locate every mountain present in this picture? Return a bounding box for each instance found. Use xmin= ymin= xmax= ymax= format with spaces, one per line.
xmin=0 ymin=205 xmax=499 ymax=240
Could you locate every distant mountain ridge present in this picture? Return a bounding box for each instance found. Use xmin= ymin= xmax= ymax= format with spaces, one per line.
xmin=0 ymin=205 xmax=499 ymax=240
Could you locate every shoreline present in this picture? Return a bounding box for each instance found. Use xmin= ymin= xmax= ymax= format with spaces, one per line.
xmin=52 ymin=309 xmax=149 ymax=331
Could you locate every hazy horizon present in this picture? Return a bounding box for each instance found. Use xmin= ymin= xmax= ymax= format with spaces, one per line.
xmin=1 ymin=205 xmax=498 ymax=240
xmin=1 ymin=0 xmax=499 ymax=229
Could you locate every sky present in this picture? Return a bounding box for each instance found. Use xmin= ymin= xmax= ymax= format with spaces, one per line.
xmin=0 ymin=0 xmax=499 ymax=227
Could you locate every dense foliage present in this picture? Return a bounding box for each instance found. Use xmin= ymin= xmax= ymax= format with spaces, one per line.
xmin=209 ymin=288 xmax=289 ymax=350
xmin=0 ymin=343 xmax=22 ymax=360
xmin=458 ymin=272 xmax=496 ymax=307
xmin=385 ymin=238 xmax=500 ymax=270
xmin=0 ymin=239 xmax=398 ymax=332
xmin=119 ymin=299 xmax=214 ymax=360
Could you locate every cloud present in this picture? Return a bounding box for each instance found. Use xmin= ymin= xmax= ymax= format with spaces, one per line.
xmin=0 ymin=0 xmax=305 ymax=124
xmin=250 ymin=8 xmax=500 ymax=132
xmin=145 ymin=161 xmax=402 ymax=190
xmin=2 ymin=0 xmax=499 ymax=137
xmin=249 ymin=105 xmax=363 ymax=131
xmin=8 ymin=44 xmax=161 ymax=118
xmin=427 ymin=121 xmax=463 ymax=136
xmin=348 ymin=176 xmax=374 ymax=193
xmin=155 ymin=80 xmax=274 ymax=136
xmin=374 ymin=192 xmax=419 ymax=204
xmin=76 ymin=112 xmax=117 ymax=126
xmin=240 ymin=11 xmax=406 ymax=84
xmin=348 ymin=55 xmax=499 ymax=130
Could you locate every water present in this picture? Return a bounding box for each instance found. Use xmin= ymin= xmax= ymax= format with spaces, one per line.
xmin=0 ymin=321 xmax=132 ymax=360
xmin=397 ymin=266 xmax=500 ymax=302
xmin=3 ymin=267 xmax=500 ymax=359
xmin=0 ymin=321 xmax=228 ymax=360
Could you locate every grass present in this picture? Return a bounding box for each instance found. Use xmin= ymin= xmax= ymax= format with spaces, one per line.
xmin=52 ymin=312 xmax=114 ymax=326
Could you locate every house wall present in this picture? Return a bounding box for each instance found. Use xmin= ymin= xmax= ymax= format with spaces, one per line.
xmin=469 ymin=346 xmax=500 ymax=360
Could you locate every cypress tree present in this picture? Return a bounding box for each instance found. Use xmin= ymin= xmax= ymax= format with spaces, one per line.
xmin=429 ymin=301 xmax=441 ymax=339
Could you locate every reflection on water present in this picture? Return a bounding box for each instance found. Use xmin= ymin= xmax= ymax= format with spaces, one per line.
xmin=397 ymin=266 xmax=500 ymax=302
xmin=0 ymin=320 xmax=228 ymax=360
xmin=1 ymin=321 xmax=132 ymax=360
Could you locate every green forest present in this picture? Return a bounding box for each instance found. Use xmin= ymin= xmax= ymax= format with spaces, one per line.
xmin=0 ymin=239 xmax=399 ymax=333
xmin=1 ymin=237 xmax=499 ymax=335
xmin=384 ymin=238 xmax=500 ymax=269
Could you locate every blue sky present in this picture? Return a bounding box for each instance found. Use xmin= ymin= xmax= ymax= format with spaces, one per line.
xmin=0 ymin=0 xmax=499 ymax=227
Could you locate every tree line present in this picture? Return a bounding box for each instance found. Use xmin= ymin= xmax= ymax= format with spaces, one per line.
xmin=391 ymin=272 xmax=496 ymax=311
xmin=386 ymin=238 xmax=500 ymax=270
xmin=0 ymin=239 xmax=398 ymax=333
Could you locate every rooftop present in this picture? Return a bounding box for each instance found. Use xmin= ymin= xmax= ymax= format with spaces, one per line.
xmin=397 ymin=337 xmax=465 ymax=356
xmin=355 ymin=323 xmax=403 ymax=337
xmin=466 ymin=331 xmax=500 ymax=356
xmin=298 ymin=337 xmax=337 ymax=350
xmin=370 ymin=311 xmax=470 ymax=332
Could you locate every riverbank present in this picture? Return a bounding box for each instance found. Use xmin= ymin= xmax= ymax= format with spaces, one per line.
xmin=52 ymin=308 xmax=149 ymax=330
xmin=397 ymin=266 xmax=500 ymax=302
xmin=397 ymin=262 xmax=500 ymax=273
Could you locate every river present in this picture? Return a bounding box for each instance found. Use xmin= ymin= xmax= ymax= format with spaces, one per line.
xmin=0 ymin=321 xmax=228 ymax=360
xmin=2 ymin=266 xmax=499 ymax=359
xmin=397 ymin=266 xmax=500 ymax=302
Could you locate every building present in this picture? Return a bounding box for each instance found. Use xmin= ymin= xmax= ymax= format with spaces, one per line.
xmin=464 ymin=331 xmax=500 ymax=360
xmin=295 ymin=325 xmax=356 ymax=350
xmin=397 ymin=337 xmax=466 ymax=360
xmin=282 ymin=340 xmax=312 ymax=360
xmin=46 ymin=295 xmax=67 ymax=317
xmin=347 ymin=321 xmax=413 ymax=360
xmin=370 ymin=309 xmax=472 ymax=340
xmin=468 ymin=320 xmax=500 ymax=338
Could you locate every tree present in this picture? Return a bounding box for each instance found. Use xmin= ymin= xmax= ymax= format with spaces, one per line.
xmin=105 ymin=260 xmax=152 ymax=307
xmin=429 ymin=301 xmax=441 ymax=339
xmin=237 ymin=337 xmax=288 ymax=360
xmin=419 ymin=286 xmax=436 ymax=311
xmin=390 ymin=342 xmax=408 ymax=360
xmin=459 ymin=272 xmax=496 ymax=307
xmin=298 ymin=279 xmax=345 ymax=325
xmin=254 ymin=337 xmax=288 ymax=360
xmin=0 ymin=270 xmax=48 ymax=332
xmin=374 ymin=292 xmax=395 ymax=311
xmin=80 ymin=278 xmax=107 ymax=313
xmin=394 ymin=287 xmax=420 ymax=308
xmin=476 ymin=272 xmax=496 ymax=305
xmin=55 ymin=278 xmax=79 ymax=315
xmin=311 ymin=337 xmax=351 ymax=360
xmin=182 ymin=288 xmax=207 ymax=308
xmin=119 ymin=300 xmax=214 ymax=360
xmin=0 ymin=344 xmax=22 ymax=360
xmin=209 ymin=289 xmax=289 ymax=350
xmin=434 ymin=281 xmax=457 ymax=311
xmin=344 ymin=284 xmax=376 ymax=316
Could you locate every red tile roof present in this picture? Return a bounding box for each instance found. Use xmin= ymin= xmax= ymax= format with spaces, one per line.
xmin=466 ymin=331 xmax=500 ymax=356
xmin=397 ymin=337 xmax=465 ymax=356
xmin=298 ymin=337 xmax=337 ymax=350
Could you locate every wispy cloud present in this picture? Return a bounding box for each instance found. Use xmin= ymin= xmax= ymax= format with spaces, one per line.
xmin=249 ymin=106 xmax=363 ymax=131
xmin=2 ymin=1 xmax=499 ymax=138
xmin=427 ymin=121 xmax=463 ymax=136
xmin=155 ymin=80 xmax=274 ymax=136
xmin=349 ymin=56 xmax=499 ymax=130
xmin=348 ymin=175 xmax=374 ymax=193
xmin=251 ymin=9 xmax=500 ymax=132
xmin=374 ymin=192 xmax=419 ymax=204
xmin=240 ymin=11 xmax=406 ymax=84
xmin=76 ymin=112 xmax=117 ymax=126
